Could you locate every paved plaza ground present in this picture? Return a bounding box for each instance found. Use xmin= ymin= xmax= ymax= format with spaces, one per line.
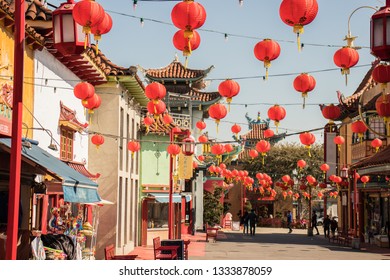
xmin=130 ymin=227 xmax=390 ymax=260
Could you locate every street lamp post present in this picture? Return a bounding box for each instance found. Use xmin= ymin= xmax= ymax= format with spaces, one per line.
xmin=168 ymin=129 xmax=192 ymax=239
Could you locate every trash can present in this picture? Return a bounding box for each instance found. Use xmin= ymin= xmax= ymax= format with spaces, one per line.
xmin=161 ymin=239 xmax=184 ymax=260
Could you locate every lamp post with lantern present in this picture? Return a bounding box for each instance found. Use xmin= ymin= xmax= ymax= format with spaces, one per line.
xmin=168 ymin=129 xmax=194 ymax=239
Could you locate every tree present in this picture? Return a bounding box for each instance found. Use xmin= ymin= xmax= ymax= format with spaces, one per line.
xmin=242 ymin=142 xmax=324 ymax=181
xmin=203 ymin=186 xmax=224 ymax=226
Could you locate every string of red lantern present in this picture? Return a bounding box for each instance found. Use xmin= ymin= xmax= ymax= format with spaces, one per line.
xmin=333 ymin=135 xmax=345 ymax=152
xmin=91 ymin=134 xmax=104 ymax=149
xmin=333 ymin=46 xmax=359 ymax=85
xmin=372 ymin=63 xmax=390 ymax=93
xmin=267 ymin=104 xmax=286 ymax=134
xmin=72 ymin=0 xmax=106 ymax=48
xmin=351 ymin=120 xmax=368 ymax=141
xmin=208 ymin=103 xmax=228 ymax=134
xmin=321 ymin=104 xmax=341 ymax=125
xmin=90 ymin=11 xmax=113 ymax=53
xmin=218 ymin=79 xmax=240 ymax=111
xmin=196 ymin=120 xmax=207 ymax=133
xmin=279 ymin=0 xmax=319 ymax=51
xmin=371 ymin=138 xmax=383 ymax=153
xmin=253 ymin=39 xmax=281 ymax=80
xmin=231 ymin=123 xmax=241 ymax=138
xmin=299 ymin=131 xmax=316 ymax=157
xmin=293 ymin=73 xmax=316 ymax=109
xmin=127 ymin=141 xmax=141 ymax=158
xmin=255 ymin=140 xmax=271 ymax=165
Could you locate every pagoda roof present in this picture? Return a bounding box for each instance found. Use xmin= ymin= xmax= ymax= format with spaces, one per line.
xmin=334 ymin=60 xmax=379 ymax=120
xmin=140 ymin=57 xmax=214 ymax=82
xmin=58 ymin=101 xmax=88 ymax=132
xmin=241 ymin=123 xmax=269 ymax=140
xmin=165 ymin=88 xmax=221 ymax=107
xmin=140 ymin=114 xmax=176 ymax=136
xmin=351 ymin=144 xmax=390 ymax=176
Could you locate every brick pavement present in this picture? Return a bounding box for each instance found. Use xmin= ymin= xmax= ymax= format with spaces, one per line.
xmin=128 ymin=227 xmax=390 ymax=260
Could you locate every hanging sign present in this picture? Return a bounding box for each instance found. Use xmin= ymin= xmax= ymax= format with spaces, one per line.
xmin=178 ymin=153 xmax=193 ymax=179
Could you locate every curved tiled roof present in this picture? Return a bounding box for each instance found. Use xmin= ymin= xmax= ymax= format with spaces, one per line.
xmin=351 ymin=144 xmax=390 ymax=173
xmin=140 ymin=58 xmax=214 ymax=81
xmin=64 ymin=160 xmax=101 ymax=181
xmin=140 ymin=114 xmax=176 ymax=136
xmin=59 ymin=101 xmax=88 ymax=132
xmin=25 ymin=0 xmax=52 ymax=21
xmin=335 ymin=60 xmax=379 ymax=120
xmin=0 ymin=0 xmax=46 ymax=50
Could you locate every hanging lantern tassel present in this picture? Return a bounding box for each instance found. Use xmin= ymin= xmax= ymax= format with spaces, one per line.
xmin=261 ymin=153 xmax=266 ymax=166
xmin=227 ymin=97 xmax=232 ymax=112
xmin=198 ymin=104 xmax=202 ymax=111
xmin=293 ymin=25 xmax=304 ymax=52
xmin=306 ymin=145 xmax=311 ymax=157
xmin=274 ymin=121 xmax=279 ymax=134
xmin=264 ymin=60 xmax=270 ymax=80
xmin=337 ymin=144 xmax=341 ymax=153
xmin=94 ymin=34 xmax=102 ymax=55
xmin=342 ymin=67 xmax=350 ymax=86
xmin=83 ymin=26 xmax=91 ymax=49
xmin=215 ymin=120 xmax=220 ymax=134
xmin=302 ymin=92 xmax=307 ymax=109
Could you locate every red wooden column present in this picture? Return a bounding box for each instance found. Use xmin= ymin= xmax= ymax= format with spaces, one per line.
xmin=6 ymin=0 xmax=25 ymax=260
xmin=141 ymin=199 xmax=148 ymax=246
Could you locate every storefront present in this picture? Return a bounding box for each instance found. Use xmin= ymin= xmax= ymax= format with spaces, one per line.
xmin=0 ymin=138 xmax=103 ymax=259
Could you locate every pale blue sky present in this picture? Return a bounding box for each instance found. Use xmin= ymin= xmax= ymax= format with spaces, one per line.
xmin=50 ymin=0 xmax=384 ymax=144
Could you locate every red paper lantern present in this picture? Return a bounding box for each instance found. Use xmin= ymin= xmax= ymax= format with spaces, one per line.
xmin=231 ymin=123 xmax=241 ymax=137
xmin=253 ymin=39 xmax=281 ymax=79
xmin=163 ymin=114 xmax=173 ymax=126
xmin=224 ymin=144 xmax=234 ymax=153
xmin=127 ymin=141 xmax=141 ymax=158
xmin=143 ymin=116 xmax=155 ymax=132
xmin=293 ymin=73 xmax=316 ymax=108
xmin=306 ymin=175 xmax=316 ymax=185
xmin=167 ymin=144 xmax=181 ymax=157
xmin=198 ymin=135 xmax=208 ymax=143
xmin=171 ymin=1 xmax=206 ymax=31
xmin=218 ymin=79 xmax=240 ymax=109
xmin=255 ymin=140 xmax=271 ymax=165
xmin=147 ymin=100 xmax=166 ymax=118
xmin=196 ymin=120 xmax=206 ymax=132
xmin=91 ymin=134 xmax=104 ymax=148
xmin=372 ymin=64 xmax=390 ymax=89
xmin=145 ymin=82 xmax=167 ymax=102
xmin=321 ymin=104 xmax=341 ymax=124
xmin=90 ymin=11 xmax=112 ymax=51
xmin=211 ymin=144 xmax=225 ymax=163
xmin=198 ymin=155 xmax=205 ymax=161
xmin=333 ymin=46 xmax=359 ymax=84
xmin=249 ymin=149 xmax=259 ymax=159
xmin=320 ymin=163 xmax=330 ymax=173
xmin=267 ymin=105 xmax=286 ymax=133
xmin=173 ymin=29 xmax=201 ymax=57
xmin=73 ymin=0 xmax=105 ymax=45
xmin=74 ymin=82 xmax=95 ymax=100
xmin=279 ymin=0 xmax=318 ymax=50
xmin=360 ymin=175 xmax=370 ymax=187
xmin=375 ymin=93 xmax=390 ymax=123
xmin=351 ymin=120 xmax=367 ymax=140
xmin=83 ymin=93 xmax=101 ymax=114
xmin=371 ymin=138 xmax=383 ymax=153
xmin=282 ymin=175 xmax=291 ymax=183
xmin=263 ymin=129 xmax=275 ymax=138
xmin=299 ymin=132 xmax=316 ymax=157
xmin=208 ymin=104 xmax=227 ymax=132
xmin=297 ymin=159 xmax=306 ymax=169
xmin=333 ymin=136 xmax=345 ymax=152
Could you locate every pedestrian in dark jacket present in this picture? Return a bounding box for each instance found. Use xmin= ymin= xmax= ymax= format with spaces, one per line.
xmin=242 ymin=211 xmax=249 ymax=234
xmin=323 ymin=215 xmax=331 ymax=238
xmin=248 ymin=209 xmax=258 ymax=235
xmin=311 ymin=211 xmax=320 ymax=235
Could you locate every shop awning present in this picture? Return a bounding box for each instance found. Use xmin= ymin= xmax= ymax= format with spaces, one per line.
xmin=0 ymin=138 xmax=101 ymax=203
xmin=147 ymin=192 xmax=191 ymax=203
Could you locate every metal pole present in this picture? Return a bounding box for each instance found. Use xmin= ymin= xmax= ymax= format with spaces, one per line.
xmin=6 ymin=0 xmax=25 ymax=260
xmin=168 ymin=130 xmax=173 ymax=239
xmin=353 ymin=170 xmax=358 ymax=237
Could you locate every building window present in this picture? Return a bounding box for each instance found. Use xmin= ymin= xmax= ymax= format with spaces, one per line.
xmin=60 ymin=127 xmax=74 ymax=161
xmin=368 ymin=117 xmax=386 ymax=139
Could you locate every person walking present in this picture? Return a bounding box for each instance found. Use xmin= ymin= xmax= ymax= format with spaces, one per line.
xmin=311 ymin=211 xmax=320 ymax=235
xmin=323 ymin=215 xmax=331 ymax=238
xmin=287 ymin=210 xmax=293 ymax=233
xmin=242 ymin=210 xmax=249 ymax=234
xmin=248 ymin=209 xmax=258 ymax=235
xmin=330 ymin=217 xmax=338 ymax=237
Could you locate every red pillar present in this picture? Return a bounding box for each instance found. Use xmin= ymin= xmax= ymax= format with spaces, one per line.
xmin=168 ymin=131 xmax=174 ymax=239
xmin=353 ymin=170 xmax=358 ymax=237
xmin=6 ymin=0 xmax=25 ymax=260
